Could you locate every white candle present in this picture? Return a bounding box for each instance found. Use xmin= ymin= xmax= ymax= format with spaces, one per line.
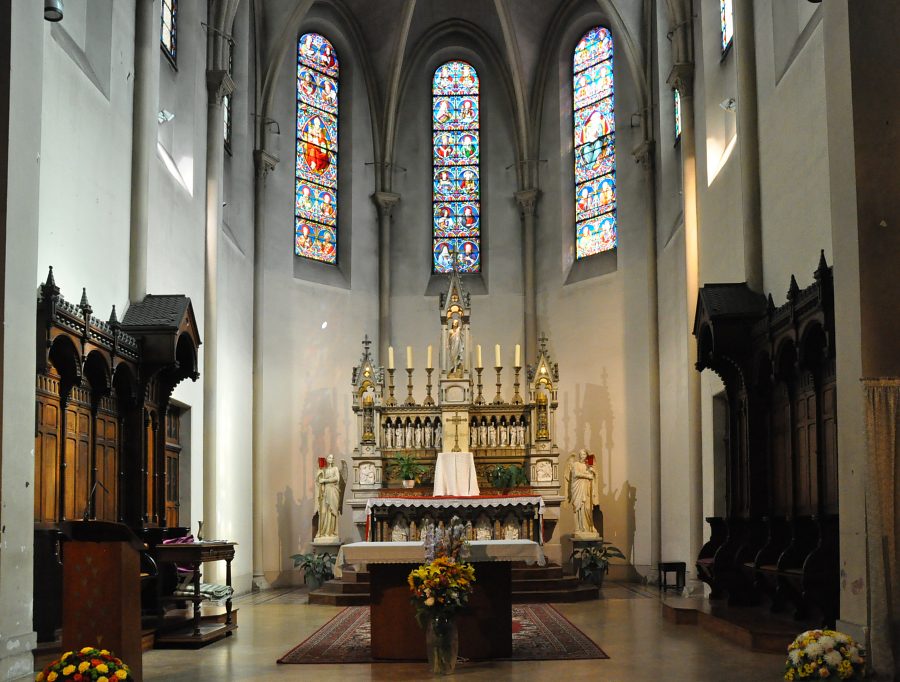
xmin=427 ymin=345 xmax=433 ymax=369
xmin=407 ymin=346 xmax=413 ymax=369
xmin=495 ymin=344 xmax=501 ymax=367
xmin=515 ymin=343 xmax=521 ymax=368
xmin=388 ymin=346 xmax=394 ymax=370
xmin=476 ymin=344 xmax=482 ymax=368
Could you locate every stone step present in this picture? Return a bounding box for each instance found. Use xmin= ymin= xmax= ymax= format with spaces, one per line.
xmin=341 ymin=569 xmax=370 ymax=584
xmin=511 ymin=566 xmax=564 ymax=580
xmin=511 ymin=576 xmax=585 ymax=591
xmin=513 ymin=584 xmax=599 ymax=603
xmin=319 ymin=578 xmax=370 ymax=594
xmin=308 ymin=590 xmax=370 ymax=606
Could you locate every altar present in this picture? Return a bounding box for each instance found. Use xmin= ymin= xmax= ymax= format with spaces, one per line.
xmin=342 ymin=540 xmax=544 ymax=660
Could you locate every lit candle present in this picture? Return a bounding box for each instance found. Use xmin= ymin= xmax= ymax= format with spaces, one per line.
xmin=515 ymin=344 xmax=521 ymax=368
xmin=495 ymin=344 xmax=501 ymax=367
xmin=476 ymin=344 xmax=482 ymax=368
xmin=427 ymin=345 xmax=433 ymax=369
xmin=388 ymin=346 xmax=394 ymax=370
xmin=407 ymin=345 xmax=413 ymax=369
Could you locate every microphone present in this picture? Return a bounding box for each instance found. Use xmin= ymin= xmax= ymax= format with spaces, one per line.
xmin=82 ymin=479 xmax=111 ymax=521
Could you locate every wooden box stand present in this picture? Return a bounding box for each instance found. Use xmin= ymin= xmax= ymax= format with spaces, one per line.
xmin=60 ymin=521 xmax=144 ymax=682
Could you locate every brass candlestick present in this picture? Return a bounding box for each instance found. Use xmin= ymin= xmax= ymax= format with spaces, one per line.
xmin=423 ymin=367 xmax=435 ymax=406
xmin=404 ymin=368 xmax=416 ymax=406
xmin=512 ymin=366 xmax=523 ymax=405
xmin=474 ymin=367 xmax=486 ymax=405
xmin=492 ymin=365 xmax=504 ymax=405
xmin=385 ymin=369 xmax=397 ymax=406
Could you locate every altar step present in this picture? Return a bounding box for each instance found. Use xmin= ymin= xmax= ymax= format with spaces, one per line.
xmin=309 ymin=563 xmax=599 ymax=606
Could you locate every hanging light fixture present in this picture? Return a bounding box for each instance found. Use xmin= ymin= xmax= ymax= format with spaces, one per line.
xmin=44 ymin=0 xmax=64 ymax=22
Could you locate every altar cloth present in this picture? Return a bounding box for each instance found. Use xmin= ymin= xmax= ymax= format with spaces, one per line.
xmin=341 ymin=539 xmax=546 ymax=566
xmin=432 ymin=451 xmax=480 ymax=496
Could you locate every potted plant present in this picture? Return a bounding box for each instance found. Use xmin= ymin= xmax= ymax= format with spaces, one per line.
xmin=488 ymin=463 xmax=528 ymax=492
xmin=392 ymin=453 xmax=425 ymax=488
xmin=570 ymin=539 xmax=626 ymax=587
xmin=37 ymin=647 xmax=135 ymax=681
xmin=290 ymin=551 xmax=336 ymax=591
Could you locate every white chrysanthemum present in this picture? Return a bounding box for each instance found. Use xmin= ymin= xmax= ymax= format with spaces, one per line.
xmin=805 ymin=642 xmax=824 ymax=658
xmin=819 ymin=635 xmax=836 ymax=651
xmin=847 ymin=646 xmax=858 ymax=658
xmin=789 ymin=649 xmax=802 ymax=665
xmin=824 ymin=651 xmax=843 ymax=667
xmin=834 ymin=633 xmax=849 ymax=645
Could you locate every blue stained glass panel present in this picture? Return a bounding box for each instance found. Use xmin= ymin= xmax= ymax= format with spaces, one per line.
xmin=574 ymin=26 xmax=617 ymax=258
xmin=433 ymin=238 xmax=480 ymax=273
xmin=433 ymin=131 xmax=480 ymax=166
xmin=721 ymin=0 xmax=734 ymax=53
xmin=433 ymin=201 xmax=480 ymax=237
xmin=432 ymin=96 xmax=480 ymax=130
xmin=674 ymin=89 xmax=682 ymax=140
xmin=296 ymin=33 xmax=338 ymax=265
xmin=433 ymin=166 xmax=479 ymax=202
xmin=433 ymin=62 xmax=479 ymax=95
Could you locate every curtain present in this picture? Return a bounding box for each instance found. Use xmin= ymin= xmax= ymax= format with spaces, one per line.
xmin=865 ymin=378 xmax=900 ymax=677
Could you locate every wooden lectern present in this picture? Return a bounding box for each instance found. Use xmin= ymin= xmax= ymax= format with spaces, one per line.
xmin=59 ymin=521 xmax=145 ymax=682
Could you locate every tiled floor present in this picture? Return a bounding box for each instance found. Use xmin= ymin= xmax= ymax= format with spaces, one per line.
xmin=141 ymin=585 xmax=787 ymax=681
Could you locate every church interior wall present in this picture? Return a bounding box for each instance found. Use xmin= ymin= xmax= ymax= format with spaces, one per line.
xmin=256 ymin=9 xmax=379 ymax=584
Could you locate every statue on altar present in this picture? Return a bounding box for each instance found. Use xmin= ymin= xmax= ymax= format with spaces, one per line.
xmin=563 ymin=449 xmax=600 ymax=539
xmin=314 ymin=454 xmax=347 ymax=543
xmin=447 ymin=317 xmax=465 ymax=376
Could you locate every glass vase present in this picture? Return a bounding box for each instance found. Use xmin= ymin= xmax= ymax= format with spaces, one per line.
xmin=425 ymin=614 xmax=458 ymax=675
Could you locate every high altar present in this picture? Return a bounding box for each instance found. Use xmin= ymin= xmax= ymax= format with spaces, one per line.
xmin=346 ymin=270 xmax=564 ymax=553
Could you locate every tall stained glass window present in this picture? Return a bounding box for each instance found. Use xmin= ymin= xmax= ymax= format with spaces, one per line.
xmin=224 ymin=41 xmax=233 ymax=154
xmin=433 ymin=61 xmax=480 ymax=273
xmin=674 ymin=88 xmax=682 ymax=142
xmin=161 ymin=0 xmax=177 ymax=64
xmin=721 ymin=0 xmax=734 ymax=53
xmin=573 ymin=27 xmax=617 ymax=259
xmin=295 ymin=33 xmax=339 ymax=264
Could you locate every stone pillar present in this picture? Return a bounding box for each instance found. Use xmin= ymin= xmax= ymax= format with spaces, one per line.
xmin=372 ymin=192 xmax=400 ymax=361
xmin=251 ymin=149 xmax=277 ymax=591
xmin=202 ymin=58 xmax=234 ymax=547
xmin=668 ymin=62 xmax=704 ymax=568
xmin=733 ymin=0 xmax=763 ymax=292
xmin=129 ymin=0 xmax=161 ymax=303
xmin=515 ymin=188 xmax=539 ymax=362
xmin=0 ymin=3 xmax=42 ymax=679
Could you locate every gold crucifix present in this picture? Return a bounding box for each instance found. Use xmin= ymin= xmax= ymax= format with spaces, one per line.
xmin=446 ymin=411 xmax=466 ymax=453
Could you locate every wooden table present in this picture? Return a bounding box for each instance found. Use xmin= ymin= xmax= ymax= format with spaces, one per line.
xmin=342 ymin=540 xmax=544 ymax=661
xmin=152 ymin=541 xmax=236 ymax=647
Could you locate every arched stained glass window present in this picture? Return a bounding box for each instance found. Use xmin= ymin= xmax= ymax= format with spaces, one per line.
xmin=295 ymin=33 xmax=339 ymax=264
xmin=433 ymin=61 xmax=480 ymax=273
xmin=721 ymin=0 xmax=734 ymax=53
xmin=574 ymin=27 xmax=616 ymax=259
xmin=161 ymin=0 xmax=177 ymax=64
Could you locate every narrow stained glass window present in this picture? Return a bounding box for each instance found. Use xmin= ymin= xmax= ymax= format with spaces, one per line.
xmin=224 ymin=42 xmax=233 ymax=153
xmin=433 ymin=60 xmax=480 ymax=273
xmin=674 ymin=88 xmax=682 ymax=142
xmin=161 ymin=0 xmax=176 ymax=64
xmin=721 ymin=0 xmax=734 ymax=54
xmin=295 ymin=33 xmax=339 ymax=265
xmin=574 ymin=27 xmax=616 ymax=259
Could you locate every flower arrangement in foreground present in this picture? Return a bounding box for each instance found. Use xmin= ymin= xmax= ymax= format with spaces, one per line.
xmin=36 ymin=647 xmax=133 ymax=682
xmin=784 ymin=629 xmax=865 ymax=680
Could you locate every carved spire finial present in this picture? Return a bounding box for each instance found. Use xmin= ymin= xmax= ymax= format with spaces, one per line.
xmin=79 ymin=287 xmax=92 ymax=316
xmin=787 ymin=275 xmax=800 ymax=301
xmin=109 ymin=305 xmax=119 ymax=326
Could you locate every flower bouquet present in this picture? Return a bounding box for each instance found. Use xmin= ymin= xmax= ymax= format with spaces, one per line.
xmin=408 ymin=517 xmax=476 ymax=675
xmin=784 ymin=629 xmax=866 ymax=680
xmin=36 ymin=647 xmax=133 ymax=682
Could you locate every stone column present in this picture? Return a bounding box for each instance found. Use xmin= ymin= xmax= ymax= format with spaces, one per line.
xmin=733 ymin=0 xmax=763 ymax=292
xmin=202 ymin=57 xmax=234 ymax=547
xmin=372 ymin=192 xmax=400 ymax=361
xmin=515 ymin=188 xmax=539 ymax=362
xmin=129 ymin=0 xmax=161 ymax=303
xmin=251 ymin=149 xmax=277 ymax=591
xmin=668 ymin=62 xmax=704 ymax=569
xmin=0 ymin=3 xmax=43 ymax=678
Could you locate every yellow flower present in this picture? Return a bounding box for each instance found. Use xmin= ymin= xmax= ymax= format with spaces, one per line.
xmin=61 ymin=666 xmax=75 ymax=676
xmin=100 ymin=649 xmax=110 ymax=656
xmin=78 ymin=661 xmax=90 ymax=673
xmin=47 ymin=673 xmax=58 ymax=682
xmin=35 ymin=673 xmax=44 ymax=682
xmin=80 ymin=647 xmax=94 ymax=654
xmin=96 ymin=663 xmax=109 ymax=674
xmin=98 ymin=677 xmax=109 ymax=682
xmin=115 ymin=670 xmax=128 ymax=680
xmin=61 ymin=652 xmax=72 ymax=661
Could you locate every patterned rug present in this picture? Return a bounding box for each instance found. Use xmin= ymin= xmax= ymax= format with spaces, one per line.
xmin=277 ymin=604 xmax=608 ymax=664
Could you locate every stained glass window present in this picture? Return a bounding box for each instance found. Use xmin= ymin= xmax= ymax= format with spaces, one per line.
xmin=574 ymin=27 xmax=617 ymax=259
xmin=224 ymin=42 xmax=233 ymax=153
xmin=674 ymin=88 xmax=682 ymax=142
xmin=721 ymin=0 xmax=734 ymax=53
xmin=161 ymin=0 xmax=176 ymax=64
xmin=433 ymin=60 xmax=480 ymax=273
xmin=295 ymin=33 xmax=339 ymax=265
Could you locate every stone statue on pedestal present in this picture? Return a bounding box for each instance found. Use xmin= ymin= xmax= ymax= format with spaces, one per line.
xmin=563 ymin=449 xmax=600 ymax=539
xmin=435 ymin=422 xmax=443 ymax=449
xmin=424 ymin=421 xmax=433 ymax=448
xmin=395 ymin=421 xmax=404 ymax=449
xmin=479 ymin=420 xmax=487 ymax=447
xmin=447 ymin=318 xmax=465 ymax=376
xmin=314 ymin=454 xmax=347 ymax=543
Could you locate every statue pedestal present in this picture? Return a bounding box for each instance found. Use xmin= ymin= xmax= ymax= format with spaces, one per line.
xmin=312 ymin=537 xmax=341 ymax=550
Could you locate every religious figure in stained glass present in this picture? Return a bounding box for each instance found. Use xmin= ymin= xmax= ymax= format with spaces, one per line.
xmin=573 ymin=27 xmax=617 ymax=259
xmin=433 ymin=60 xmax=481 ymax=273
xmin=295 ymin=32 xmax=339 ymax=264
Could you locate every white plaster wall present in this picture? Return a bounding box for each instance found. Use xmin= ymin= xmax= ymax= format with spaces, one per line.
xmin=257 ymin=10 xmax=379 ymax=585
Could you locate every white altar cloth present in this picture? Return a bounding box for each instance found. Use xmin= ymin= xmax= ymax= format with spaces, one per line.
xmin=341 ymin=540 xmax=545 ymax=566
xmin=432 ymin=451 xmax=480 ymax=496
xmin=364 ymin=495 xmax=545 ymax=515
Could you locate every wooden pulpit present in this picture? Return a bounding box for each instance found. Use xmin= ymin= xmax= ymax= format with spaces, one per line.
xmin=60 ymin=521 xmax=144 ymax=682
